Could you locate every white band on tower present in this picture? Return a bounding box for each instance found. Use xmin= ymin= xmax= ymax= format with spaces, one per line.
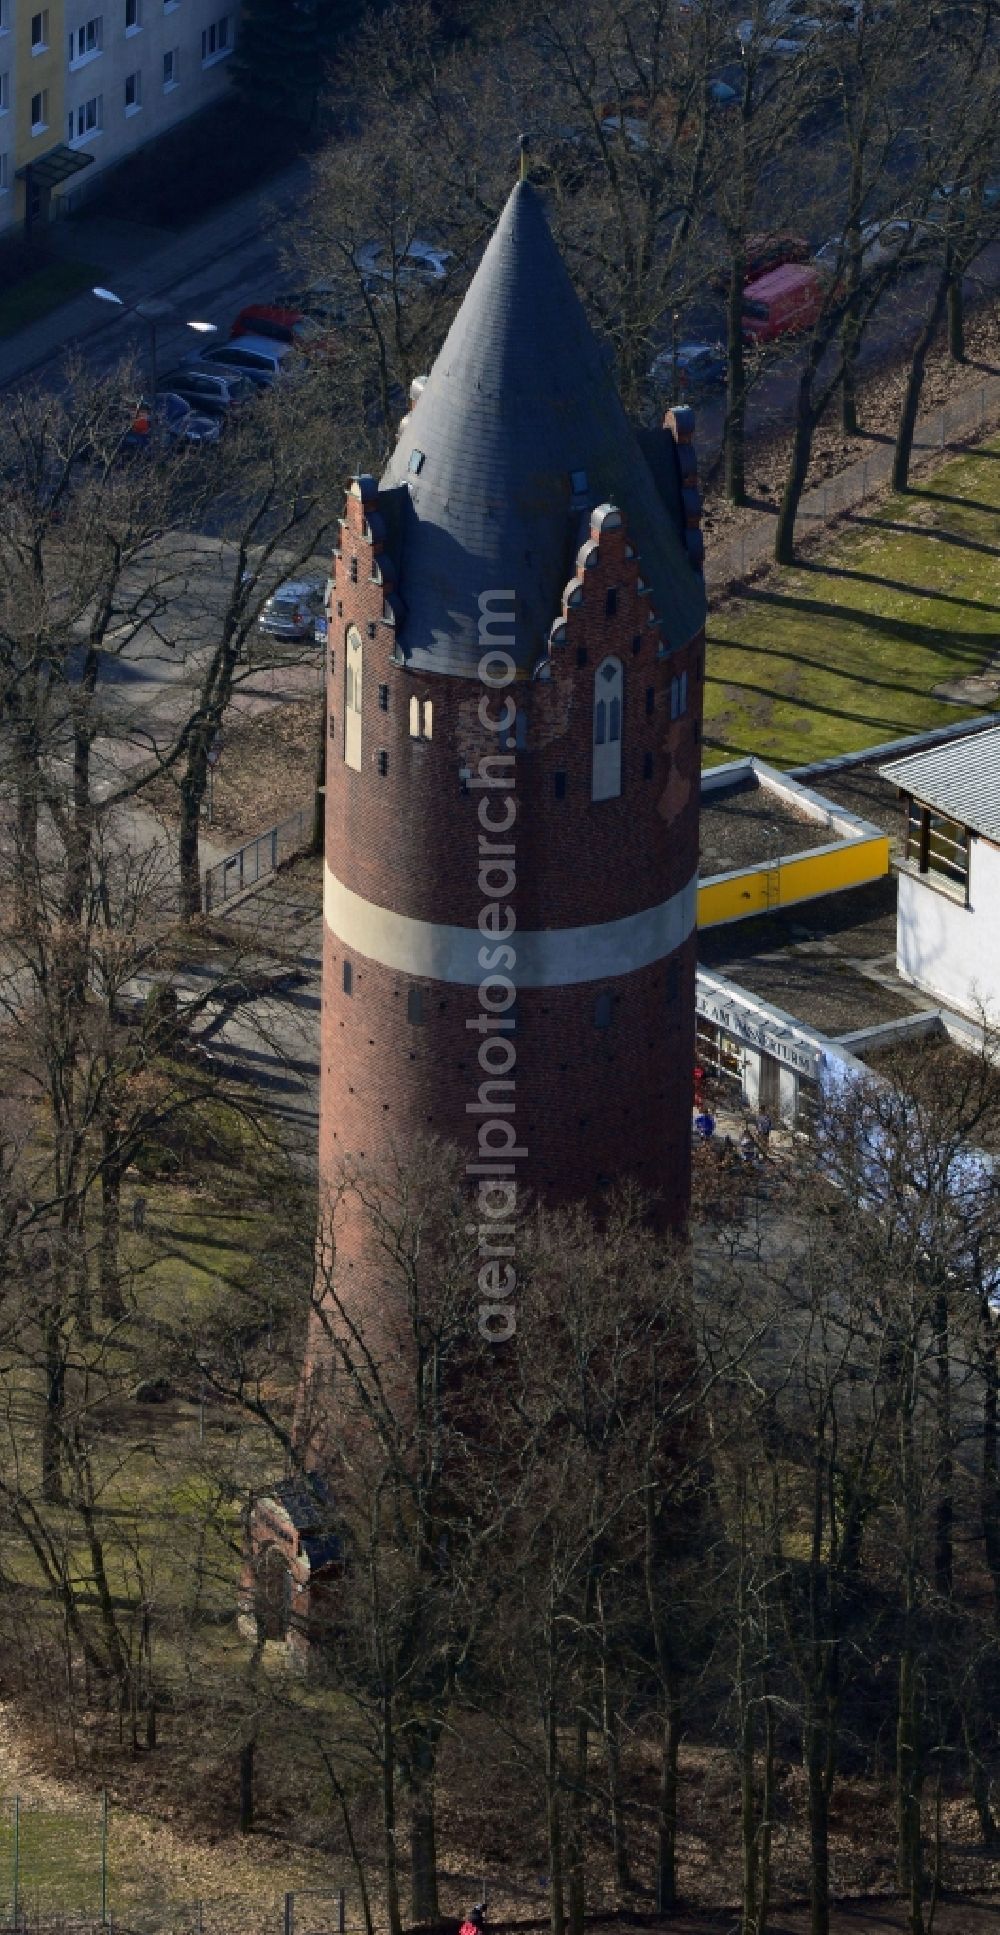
xmin=324 ymin=864 xmax=697 ymax=988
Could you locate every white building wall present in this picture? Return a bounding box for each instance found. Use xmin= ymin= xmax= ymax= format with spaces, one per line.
xmin=61 ymin=0 xmax=238 ymax=200
xmin=896 ymin=835 xmax=1000 ymax=1026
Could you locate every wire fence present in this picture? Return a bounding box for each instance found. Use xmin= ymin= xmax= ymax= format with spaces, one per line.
xmin=0 ymin=1788 xmax=361 ymax=1935
xmin=203 ymin=805 xmax=315 ymax=913
xmin=706 ymin=373 xmax=1000 ymax=589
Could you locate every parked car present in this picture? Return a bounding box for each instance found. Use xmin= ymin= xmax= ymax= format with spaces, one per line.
xmin=744 ymin=231 xmax=811 ymax=280
xmin=736 ymin=15 xmax=820 ymax=56
xmin=600 ymin=111 xmax=650 ymax=151
xmin=230 ymin=303 xmax=339 ymax=353
xmin=741 ymin=264 xmax=826 ymax=345
xmin=650 ymin=342 xmax=727 ymax=394
xmin=258 ymin=574 xmax=328 ymax=644
xmin=188 ymin=334 xmax=292 ymax=386
xmin=357 ymin=238 xmax=452 ymax=287
xmin=814 ymin=217 xmax=925 ymax=278
xmin=158 ymin=366 xmax=257 ymax=417
xmin=930 ymin=178 xmax=1000 ymax=214
xmin=124 ymin=391 xmax=222 ymax=451
xmin=711 ymin=232 xmax=810 ymax=296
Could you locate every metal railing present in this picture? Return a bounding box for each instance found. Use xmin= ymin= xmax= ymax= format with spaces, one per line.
xmin=203 ymin=804 xmax=314 ymax=913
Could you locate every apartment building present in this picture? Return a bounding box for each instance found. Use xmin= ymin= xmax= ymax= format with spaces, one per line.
xmin=0 ymin=0 xmax=240 ymax=238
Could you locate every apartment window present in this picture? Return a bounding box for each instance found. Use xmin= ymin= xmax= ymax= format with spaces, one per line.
xmin=904 ymin=798 xmax=970 ymax=895
xmin=378 ymin=683 xmax=389 ymax=712
xmin=0 ymin=71 xmax=8 ymax=112
xmin=553 ymin=770 xmax=567 ymax=800
xmin=124 ymin=69 xmax=141 ymax=111
xmin=342 ymin=960 xmax=353 ymax=996
xmin=669 ymin=670 xmax=688 ymax=722
xmin=69 ymin=15 xmax=102 ymax=63
xmin=201 ymin=14 xmax=231 ymax=62
xmin=69 ymin=94 xmax=102 ymax=141
xmin=0 ymin=153 xmax=8 ymax=192
xmin=31 ymin=11 xmax=49 ymax=52
xmin=407 ymin=988 xmax=423 ymax=1026
xmin=125 ymin=0 xmax=141 ymax=29
xmin=162 ymin=46 xmax=179 ymax=87
xmin=30 ymin=88 xmax=48 ymax=131
xmin=594 ymin=992 xmax=613 ymax=1030
xmin=377 ymin=749 xmax=389 ymax=777
xmin=605 ymin=587 xmax=618 ymax=617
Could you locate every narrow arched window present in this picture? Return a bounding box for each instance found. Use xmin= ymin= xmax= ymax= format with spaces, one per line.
xmin=594 ymin=992 xmax=613 ymax=1030
xmin=409 ymin=695 xmax=421 ymax=737
xmin=422 ymin=700 xmax=433 ymax=740
xmin=592 ymin=657 xmax=623 ymax=801
xmin=344 ymin=626 xmax=363 ymax=771
xmin=407 ymin=987 xmax=423 ymax=1025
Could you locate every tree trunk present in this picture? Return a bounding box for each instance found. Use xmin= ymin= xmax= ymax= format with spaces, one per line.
xmin=725 ymin=256 xmax=748 ymax=505
xmin=892 ymin=266 xmax=950 ymax=493
xmin=407 ymin=1726 xmax=440 ymax=1925
xmin=774 ymin=371 xmax=819 ymax=566
xmin=599 ymin=1650 xmax=631 ymax=1896
xmin=806 ymin=1709 xmax=830 ymax=1935
xmin=382 ymin=1690 xmax=404 ymax=1935
xmin=566 ymin=1665 xmax=590 ymax=1935
xmin=178 ymin=733 xmax=212 ymax=919
xmin=933 ymin=1292 xmax=953 ymax=1599
xmin=308 ymin=687 xmax=327 ymax=858
xmin=239 ymin=1739 xmax=255 ymax=1832
xmin=42 ymin=1311 xmax=66 ymax=1503
xmin=99 ymin=1134 xmax=127 ymax=1320
xmin=978 ymin=1291 xmax=1000 ymax=1625
xmin=760 ymin=1692 xmax=775 ymax=1935
xmin=545 ymin=1670 xmax=566 ymax=1935
xmin=947 ymin=269 xmax=965 ymax=363
xmin=655 ymin=1674 xmax=681 ymax=1913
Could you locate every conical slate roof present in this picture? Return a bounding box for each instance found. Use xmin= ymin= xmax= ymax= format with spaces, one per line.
xmin=380 ymin=180 xmax=706 ymax=677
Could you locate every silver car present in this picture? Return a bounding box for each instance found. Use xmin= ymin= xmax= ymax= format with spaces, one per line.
xmin=258 ymin=573 xmax=327 ymax=643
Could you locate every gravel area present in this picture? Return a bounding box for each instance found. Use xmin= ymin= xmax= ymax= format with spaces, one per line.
xmin=700 ymin=776 xmax=839 ymax=875
xmin=801 ymin=761 xmax=906 ymax=840
xmin=698 ymin=875 xmax=924 ymax=1036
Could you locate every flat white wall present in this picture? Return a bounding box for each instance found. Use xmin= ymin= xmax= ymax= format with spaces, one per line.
xmin=61 ymin=0 xmax=239 ymax=196
xmin=896 ymin=835 xmax=1000 ymax=1026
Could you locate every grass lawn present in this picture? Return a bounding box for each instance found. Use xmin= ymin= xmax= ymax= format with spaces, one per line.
xmin=704 ymin=439 xmax=1000 ymax=768
xmin=0 ymin=259 xmax=99 ymax=339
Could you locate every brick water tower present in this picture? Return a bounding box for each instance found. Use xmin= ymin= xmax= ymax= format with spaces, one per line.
xmin=316 ymin=176 xmax=706 ymax=1358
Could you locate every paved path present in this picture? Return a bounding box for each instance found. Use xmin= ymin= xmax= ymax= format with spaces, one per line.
xmin=0 ymin=157 xmax=310 ymax=391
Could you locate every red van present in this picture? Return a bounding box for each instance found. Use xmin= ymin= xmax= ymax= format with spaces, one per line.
xmin=741 ymin=264 xmax=825 ymax=346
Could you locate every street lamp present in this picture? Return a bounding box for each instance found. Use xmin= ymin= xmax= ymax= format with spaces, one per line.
xmin=91 ymin=286 xmax=217 ymax=398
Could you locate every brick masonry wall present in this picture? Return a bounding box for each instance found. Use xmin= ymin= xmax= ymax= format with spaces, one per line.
xmin=324 ymin=486 xmax=704 ymax=932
